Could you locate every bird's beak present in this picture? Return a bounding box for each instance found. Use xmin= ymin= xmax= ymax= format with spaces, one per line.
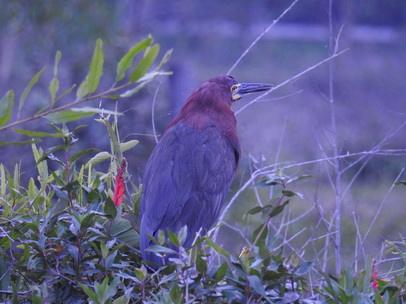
xmin=232 ymin=82 xmax=273 ymax=100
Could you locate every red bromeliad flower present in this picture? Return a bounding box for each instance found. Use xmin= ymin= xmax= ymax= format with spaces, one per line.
xmin=371 ymin=259 xmax=379 ymax=290
xmin=112 ymin=158 xmax=127 ymax=207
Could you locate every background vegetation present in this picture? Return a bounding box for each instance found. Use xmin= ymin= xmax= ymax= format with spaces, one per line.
xmin=0 ymin=0 xmax=405 ymax=302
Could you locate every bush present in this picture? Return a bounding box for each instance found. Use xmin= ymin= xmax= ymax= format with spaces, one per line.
xmin=0 ymin=37 xmax=405 ymax=303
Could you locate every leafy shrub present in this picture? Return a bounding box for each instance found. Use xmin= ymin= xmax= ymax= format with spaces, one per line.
xmin=0 ymin=37 xmax=405 ymax=303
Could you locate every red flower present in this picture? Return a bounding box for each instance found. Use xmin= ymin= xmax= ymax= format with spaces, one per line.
xmin=371 ymin=259 xmax=379 ymax=290
xmin=112 ymin=158 xmax=127 ymax=207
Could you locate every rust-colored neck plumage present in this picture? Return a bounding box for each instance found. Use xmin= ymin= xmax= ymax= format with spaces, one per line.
xmin=166 ymin=77 xmax=239 ymax=145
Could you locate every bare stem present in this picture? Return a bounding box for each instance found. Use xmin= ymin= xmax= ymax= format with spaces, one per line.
xmin=227 ymin=0 xmax=301 ymax=75
xmin=0 ymin=82 xmax=131 ymax=131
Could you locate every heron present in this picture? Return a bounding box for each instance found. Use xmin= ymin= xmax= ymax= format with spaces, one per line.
xmin=140 ymin=75 xmax=272 ymax=267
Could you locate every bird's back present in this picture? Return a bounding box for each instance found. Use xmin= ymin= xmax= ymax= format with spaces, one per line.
xmin=140 ymin=119 xmax=239 ymax=265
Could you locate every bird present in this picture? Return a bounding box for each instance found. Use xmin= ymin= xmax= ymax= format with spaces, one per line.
xmin=140 ymin=75 xmax=272 ymax=267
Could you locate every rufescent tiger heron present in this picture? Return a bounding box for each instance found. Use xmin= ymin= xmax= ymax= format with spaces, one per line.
xmin=140 ymin=75 xmax=273 ymax=267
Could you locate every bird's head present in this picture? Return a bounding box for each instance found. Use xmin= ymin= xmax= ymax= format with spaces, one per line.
xmin=201 ymin=75 xmax=273 ymax=106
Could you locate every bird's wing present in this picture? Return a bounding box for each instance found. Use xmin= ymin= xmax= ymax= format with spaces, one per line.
xmin=140 ymin=121 xmax=237 ymax=243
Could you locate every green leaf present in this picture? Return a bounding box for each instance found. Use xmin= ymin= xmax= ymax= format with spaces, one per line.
xmin=49 ymin=77 xmax=59 ymax=106
xmin=44 ymin=110 xmax=94 ymax=124
xmin=268 ymin=200 xmax=290 ymax=218
xmin=214 ymin=262 xmax=228 ymax=282
xmin=294 ymin=261 xmax=313 ymax=276
xmin=104 ymin=197 xmax=117 ymax=219
xmin=116 ymin=36 xmax=153 ymax=82
xmin=76 ymin=76 xmax=89 ymax=99
xmin=0 ymin=90 xmax=15 ymax=126
xmin=206 ymin=238 xmax=230 ymax=259
xmin=156 ymin=49 xmax=173 ymax=70
xmin=146 ymin=245 xmax=177 ymax=255
xmin=137 ymin=70 xmax=173 ymax=83
xmin=19 ymin=68 xmax=46 ymax=114
xmin=71 ymin=106 xmax=122 ymax=116
xmin=49 ymin=51 xmax=61 ymax=106
xmin=130 ymin=44 xmax=160 ymax=82
xmin=87 ymin=39 xmax=104 ymax=93
xmin=196 ymin=255 xmax=207 ymax=274
xmin=282 ymin=189 xmax=303 ymax=199
xmin=70 ymin=148 xmax=99 ymax=164
xmin=78 ymin=283 xmax=99 ymax=303
xmin=110 ymin=218 xmax=132 ymax=236
xmin=120 ymin=140 xmax=139 ymax=152
xmin=0 ymin=139 xmax=41 ymax=146
xmin=120 ymin=71 xmax=172 ymax=98
xmin=85 ymin=151 xmax=112 ymax=168
xmin=395 ymin=180 xmax=406 ymax=186
xmin=13 ymin=128 xmax=65 ymax=138
xmin=113 ymin=295 xmax=130 ymax=304
xmin=167 ymin=229 xmax=180 ymax=247
xmin=248 ymin=275 xmax=268 ymax=299
xmin=246 ymin=206 xmax=264 ymax=215
xmin=120 ymin=82 xmax=148 ymax=98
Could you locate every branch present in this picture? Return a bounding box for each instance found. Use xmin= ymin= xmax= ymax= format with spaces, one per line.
xmin=227 ymin=0 xmax=301 ymax=75
xmin=0 ymin=82 xmax=130 ymax=131
xmin=234 ymin=47 xmax=349 ymax=115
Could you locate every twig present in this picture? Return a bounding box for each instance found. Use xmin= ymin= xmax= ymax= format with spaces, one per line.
xmin=151 ymin=81 xmax=162 ymax=144
xmin=227 ymin=0 xmax=301 ymax=75
xmin=234 ymin=48 xmax=349 ymax=115
xmin=213 ymin=148 xmax=406 ymax=242
xmin=0 ymin=81 xmax=133 ymax=131
xmin=353 ymin=169 xmax=405 ymax=266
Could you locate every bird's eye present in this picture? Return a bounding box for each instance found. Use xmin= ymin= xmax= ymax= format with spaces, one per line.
xmin=231 ymin=85 xmax=238 ymax=93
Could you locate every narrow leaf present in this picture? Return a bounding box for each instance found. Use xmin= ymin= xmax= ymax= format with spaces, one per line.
xmin=44 ymin=110 xmax=94 ymax=124
xmin=53 ymin=51 xmax=62 ymax=76
xmin=120 ymin=140 xmax=139 ymax=152
xmin=70 ymin=148 xmax=99 ymax=164
xmin=13 ymin=128 xmax=65 ymax=138
xmin=156 ymin=49 xmax=173 ymax=70
xmin=71 ymin=106 xmax=122 ymax=116
xmin=49 ymin=51 xmax=61 ymax=106
xmin=85 ymin=151 xmax=112 ymax=168
xmin=19 ymin=68 xmax=46 ymax=114
xmin=130 ymin=44 xmax=160 ymax=82
xmin=116 ymin=36 xmax=153 ymax=82
xmin=0 ymin=139 xmax=41 ymax=146
xmin=146 ymin=245 xmax=177 ymax=255
xmin=87 ymin=39 xmax=104 ymax=93
xmin=120 ymin=82 xmax=148 ymax=98
xmin=49 ymin=77 xmax=59 ymax=106
xmin=0 ymin=90 xmax=15 ymax=126
xmin=206 ymin=238 xmax=230 ymax=259
xmin=76 ymin=76 xmax=89 ymax=99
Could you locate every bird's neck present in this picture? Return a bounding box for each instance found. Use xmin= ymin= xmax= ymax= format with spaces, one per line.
xmin=166 ymin=101 xmax=238 ymax=143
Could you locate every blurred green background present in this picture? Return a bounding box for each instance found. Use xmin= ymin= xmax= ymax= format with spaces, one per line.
xmin=1 ymin=0 xmax=405 ymax=270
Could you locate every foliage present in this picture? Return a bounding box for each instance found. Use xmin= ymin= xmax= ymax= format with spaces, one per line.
xmin=0 ymin=37 xmax=405 ymax=303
